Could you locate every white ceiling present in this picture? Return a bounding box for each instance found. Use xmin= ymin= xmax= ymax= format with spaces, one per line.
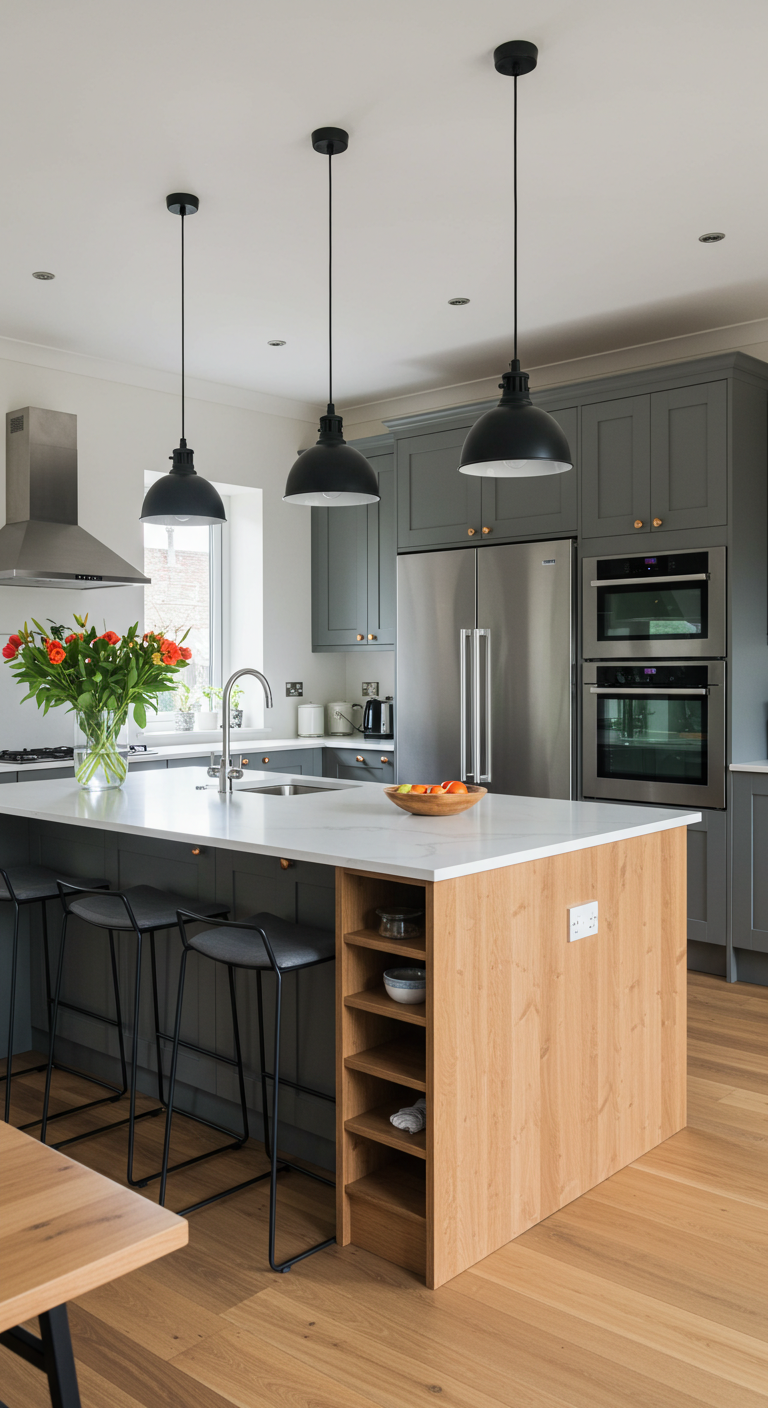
xmin=2 ymin=0 xmax=767 ymax=409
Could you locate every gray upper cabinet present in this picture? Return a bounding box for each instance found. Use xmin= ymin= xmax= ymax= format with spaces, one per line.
xmin=581 ymin=380 xmax=728 ymax=539
xmin=581 ymin=395 xmax=651 ymax=538
xmin=396 ymin=426 xmax=482 ymax=549
xmin=481 ymin=406 xmax=579 ymax=541
xmin=649 ymin=381 xmax=727 ymax=532
xmin=311 ymin=436 xmax=395 ymax=651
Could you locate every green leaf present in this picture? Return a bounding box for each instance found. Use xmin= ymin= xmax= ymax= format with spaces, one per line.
xmin=76 ymin=691 xmax=93 ymax=709
xmin=133 ymin=701 xmax=146 ymax=729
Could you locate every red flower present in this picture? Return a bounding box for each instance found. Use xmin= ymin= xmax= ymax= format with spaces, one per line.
xmin=160 ymin=641 xmax=181 ymax=665
xmin=2 ymin=639 xmax=19 ymax=660
xmin=178 ymin=646 xmax=192 ymax=661
xmin=46 ymin=641 xmax=66 ymax=665
xmin=99 ymin=631 xmax=121 ymax=646
xmin=64 ymin=632 xmax=84 ymax=644
xmin=9 ymin=635 xmax=21 ymax=647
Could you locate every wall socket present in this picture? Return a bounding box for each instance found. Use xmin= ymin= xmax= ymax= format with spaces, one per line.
xmin=567 ymin=900 xmax=598 ymax=942
xmin=285 ymin=682 xmax=303 ymax=697
xmin=361 ymin=681 xmax=379 ymax=697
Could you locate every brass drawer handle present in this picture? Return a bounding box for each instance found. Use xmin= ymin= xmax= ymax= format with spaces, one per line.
xmin=467 ymin=527 xmax=476 ymax=536
xmin=356 ymin=755 xmax=364 ymax=763
xmin=380 ymin=755 xmax=389 ymax=763
xmin=262 ymin=756 xmax=269 ymax=764
xmin=368 ymin=633 xmax=377 ymax=641
xmin=653 ymin=517 xmax=663 ymax=528
xmin=242 ymin=758 xmax=249 ymax=765
xmin=633 ymin=520 xmax=643 ymax=529
xmin=482 ymin=526 xmax=491 ymax=535
xmin=356 ymin=634 xmax=364 ymax=641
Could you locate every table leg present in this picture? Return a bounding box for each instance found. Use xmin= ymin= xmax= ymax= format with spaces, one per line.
xmin=0 ymin=1304 xmax=81 ymax=1408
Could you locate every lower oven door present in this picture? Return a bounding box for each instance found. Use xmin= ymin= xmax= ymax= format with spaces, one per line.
xmin=582 ymin=663 xmax=725 ymax=808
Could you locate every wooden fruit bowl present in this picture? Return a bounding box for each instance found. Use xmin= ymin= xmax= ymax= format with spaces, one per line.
xmin=384 ymin=785 xmax=487 ymax=816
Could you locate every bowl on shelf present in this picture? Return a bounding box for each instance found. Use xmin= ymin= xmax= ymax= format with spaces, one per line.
xmin=376 ymin=906 xmax=423 ymax=940
xmin=383 ymin=967 xmax=426 ymax=1004
xmin=384 ymin=785 xmax=486 ymax=816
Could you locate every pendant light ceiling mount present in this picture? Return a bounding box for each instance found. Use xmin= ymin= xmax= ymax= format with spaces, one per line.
xmin=140 ymin=192 xmax=226 ymax=526
xmin=283 ymin=129 xmax=380 ymax=507
xmin=459 ymin=41 xmax=573 ymax=480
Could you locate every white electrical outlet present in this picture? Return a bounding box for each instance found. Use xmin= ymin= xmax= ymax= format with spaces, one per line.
xmin=568 ymin=900 xmax=598 ymax=942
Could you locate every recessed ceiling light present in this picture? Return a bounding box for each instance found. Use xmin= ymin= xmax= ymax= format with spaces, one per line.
xmin=267 ymin=339 xmax=286 ymax=346
xmin=699 ymin=232 xmax=725 ymax=243
xmin=32 ymin=270 xmax=55 ymax=280
xmin=448 ymin=297 xmax=470 ymax=305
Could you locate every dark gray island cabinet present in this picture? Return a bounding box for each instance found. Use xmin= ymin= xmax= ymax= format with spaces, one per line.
xmin=730 ymin=766 xmax=768 ymax=983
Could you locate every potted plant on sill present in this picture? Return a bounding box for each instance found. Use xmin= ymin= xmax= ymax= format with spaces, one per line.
xmin=2 ymin=616 xmax=191 ymax=791
xmin=229 ymin=682 xmax=244 ymax=729
xmin=174 ymin=680 xmax=198 ymax=731
xmin=196 ymin=685 xmax=222 ymax=731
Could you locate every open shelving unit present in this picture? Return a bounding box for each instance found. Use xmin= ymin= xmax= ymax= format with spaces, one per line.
xmin=337 ymin=869 xmax=430 ymax=1280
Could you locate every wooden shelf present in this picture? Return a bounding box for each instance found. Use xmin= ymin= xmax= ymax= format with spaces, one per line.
xmin=344 ymin=1037 xmax=426 ymax=1091
xmin=345 ymin=986 xmax=426 ymax=1026
xmin=345 ymin=1102 xmax=427 ymax=1160
xmin=344 ymin=927 xmax=427 ymax=962
xmin=345 ymin=1165 xmax=426 ymax=1224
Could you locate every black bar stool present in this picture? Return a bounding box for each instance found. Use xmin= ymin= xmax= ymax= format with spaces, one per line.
xmin=159 ymin=908 xmax=336 ymax=1273
xmin=0 ymin=865 xmax=114 ymax=1127
xmin=41 ymin=883 xmax=229 ymax=1185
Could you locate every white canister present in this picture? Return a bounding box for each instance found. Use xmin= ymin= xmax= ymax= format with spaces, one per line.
xmin=326 ymin=702 xmax=362 ymax=736
xmin=297 ymin=703 xmax=325 ymax=737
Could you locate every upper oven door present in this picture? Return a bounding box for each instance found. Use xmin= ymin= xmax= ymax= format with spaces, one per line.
xmin=582 ymin=546 xmax=726 ymax=658
xmin=582 ymin=660 xmax=725 ymax=808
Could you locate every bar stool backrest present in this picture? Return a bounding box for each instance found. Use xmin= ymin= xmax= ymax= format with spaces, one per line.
xmin=175 ymin=908 xmax=279 ymax=973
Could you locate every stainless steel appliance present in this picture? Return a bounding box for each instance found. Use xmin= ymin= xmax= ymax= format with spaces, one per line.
xmin=363 ymin=697 xmax=394 ymax=740
xmin=396 ymin=541 xmax=574 ymax=797
xmin=0 ymin=746 xmax=74 ymax=764
xmin=582 ymin=547 xmax=726 ymax=660
xmin=582 ymin=660 xmax=725 ymax=808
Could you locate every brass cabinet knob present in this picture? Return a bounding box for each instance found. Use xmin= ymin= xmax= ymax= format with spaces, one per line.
xmin=356 ymin=755 xmax=364 ymax=763
xmin=482 ymin=526 xmax=491 ymax=535
xmin=279 ymin=857 xmax=294 ymax=870
xmin=356 ymin=633 xmax=364 ymax=641
xmin=653 ymin=517 xmax=663 ymax=527
xmin=634 ymin=520 xmax=643 ymax=529
xmin=380 ymin=755 xmax=389 ymax=763
xmin=368 ymin=633 xmax=377 ymax=641
xmin=262 ymin=756 xmax=269 ymax=764
xmin=242 ymin=758 xmax=249 ymax=765
xmin=191 ymin=847 xmax=201 ymax=856
xmin=467 ymin=527 xmax=476 ymax=536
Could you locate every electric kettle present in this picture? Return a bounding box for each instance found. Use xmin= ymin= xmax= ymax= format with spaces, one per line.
xmin=363 ymin=697 xmax=394 ymax=739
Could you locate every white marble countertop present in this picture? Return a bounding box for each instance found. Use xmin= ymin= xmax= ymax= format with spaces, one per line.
xmin=0 ymin=736 xmax=394 ymax=775
xmin=0 ymin=766 xmax=700 ymax=882
xmin=729 ymin=761 xmax=768 ymax=773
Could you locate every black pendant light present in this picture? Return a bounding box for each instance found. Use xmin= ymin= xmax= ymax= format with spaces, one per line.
xmin=459 ymin=43 xmax=573 ymax=480
xmin=283 ymin=129 xmax=380 ymax=507
xmin=140 ymin=194 xmax=227 ymax=525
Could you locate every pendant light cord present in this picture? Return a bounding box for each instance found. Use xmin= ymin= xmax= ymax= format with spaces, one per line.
xmin=513 ymin=71 xmax=518 ymax=365
xmin=180 ymin=206 xmax=186 ymax=443
xmin=328 ymin=152 xmax=333 ymax=410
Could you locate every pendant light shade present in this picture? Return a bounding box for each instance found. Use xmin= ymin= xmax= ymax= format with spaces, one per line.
xmin=459 ymin=43 xmax=572 ymax=480
xmin=140 ymin=194 xmax=226 ymax=526
xmin=284 ymin=129 xmax=379 ymax=507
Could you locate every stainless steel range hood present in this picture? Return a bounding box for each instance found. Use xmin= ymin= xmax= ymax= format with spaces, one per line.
xmin=0 ymin=407 xmax=150 ymax=589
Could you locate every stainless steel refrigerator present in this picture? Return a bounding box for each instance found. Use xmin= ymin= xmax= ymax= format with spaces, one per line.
xmin=396 ymin=540 xmax=574 ymax=798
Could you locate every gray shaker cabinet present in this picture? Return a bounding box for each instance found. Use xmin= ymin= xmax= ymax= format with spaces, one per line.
xmin=731 ymin=771 xmax=768 ymax=954
xmin=480 ymin=406 xmax=579 ymax=541
xmin=581 ymin=381 xmax=727 ymax=538
xmin=581 ymin=395 xmax=651 ymax=538
xmin=396 ymin=425 xmax=482 ymax=549
xmin=312 ymin=437 xmax=395 ymax=651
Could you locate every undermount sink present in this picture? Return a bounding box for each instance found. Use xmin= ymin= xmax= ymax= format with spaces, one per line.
xmin=240 ymin=783 xmax=334 ymax=796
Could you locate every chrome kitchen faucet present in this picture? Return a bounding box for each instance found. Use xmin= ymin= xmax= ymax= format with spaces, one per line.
xmin=209 ymin=669 xmax=273 ymax=793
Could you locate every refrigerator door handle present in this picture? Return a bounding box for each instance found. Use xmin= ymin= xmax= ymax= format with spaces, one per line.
xmin=475 ymin=628 xmax=491 ymax=783
xmin=460 ymin=628 xmax=472 ymax=781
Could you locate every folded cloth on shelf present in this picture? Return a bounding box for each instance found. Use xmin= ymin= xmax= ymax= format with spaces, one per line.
xmin=390 ymin=1096 xmax=426 ymax=1134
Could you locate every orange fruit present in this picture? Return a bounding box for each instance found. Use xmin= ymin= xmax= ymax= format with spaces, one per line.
xmin=444 ymin=780 xmax=468 ymax=794
xmin=428 ymin=785 xmax=445 ymax=794
xmin=411 ymin=784 xmax=428 ymax=794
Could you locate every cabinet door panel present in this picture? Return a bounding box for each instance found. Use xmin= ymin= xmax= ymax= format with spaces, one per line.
xmin=397 ymin=427 xmax=481 ymax=549
xmin=650 ymin=381 xmax=727 ymax=532
xmin=581 ymin=396 xmax=650 ymax=537
xmin=322 ymin=748 xmax=394 ymax=784
xmin=481 ymin=406 xmax=578 ymax=540
xmin=312 ymin=503 xmax=368 ymax=648
xmin=367 ymin=451 xmax=395 ymax=647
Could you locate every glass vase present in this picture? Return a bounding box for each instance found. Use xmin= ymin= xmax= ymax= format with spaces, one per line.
xmin=74 ymin=709 xmax=129 ymax=791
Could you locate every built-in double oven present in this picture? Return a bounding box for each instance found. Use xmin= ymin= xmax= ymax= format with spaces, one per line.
xmin=582 ymin=547 xmax=726 ymax=809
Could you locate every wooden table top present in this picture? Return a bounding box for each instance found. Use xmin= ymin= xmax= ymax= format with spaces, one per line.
xmin=0 ymin=1121 xmax=187 ymax=1331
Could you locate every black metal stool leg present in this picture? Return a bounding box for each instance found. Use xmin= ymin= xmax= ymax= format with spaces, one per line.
xmin=108 ymin=930 xmax=129 ymax=1095
xmin=255 ymin=969 xmax=272 ymax=1158
xmin=125 ymin=931 xmax=145 ymax=1186
xmin=229 ymin=965 xmax=250 ymax=1142
xmin=41 ymin=913 xmax=68 ymax=1143
xmin=149 ymin=932 xmax=166 ymax=1105
xmin=3 ymin=902 xmax=21 ymax=1123
xmin=159 ymin=947 xmax=188 ymax=1206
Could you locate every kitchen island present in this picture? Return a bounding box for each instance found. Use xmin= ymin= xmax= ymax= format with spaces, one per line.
xmin=0 ymin=768 xmax=698 ymax=1288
